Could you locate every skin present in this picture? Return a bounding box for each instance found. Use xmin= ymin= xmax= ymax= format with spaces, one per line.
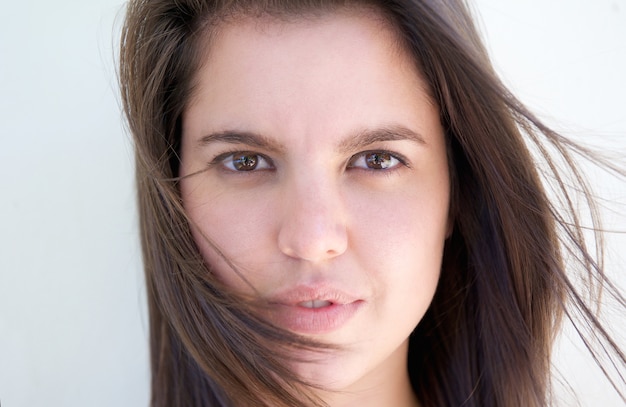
xmin=180 ymin=9 xmax=450 ymax=407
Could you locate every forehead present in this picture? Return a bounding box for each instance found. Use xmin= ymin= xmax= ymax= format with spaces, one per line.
xmin=183 ymin=8 xmax=436 ymax=146
xmin=187 ymin=7 xmax=417 ymax=99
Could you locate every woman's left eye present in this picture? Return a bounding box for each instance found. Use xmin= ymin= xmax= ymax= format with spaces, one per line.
xmin=348 ymin=151 xmax=403 ymax=170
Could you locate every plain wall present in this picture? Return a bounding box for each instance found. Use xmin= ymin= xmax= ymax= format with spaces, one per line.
xmin=0 ymin=1 xmax=624 ymax=406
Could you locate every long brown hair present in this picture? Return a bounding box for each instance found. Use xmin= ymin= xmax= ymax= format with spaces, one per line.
xmin=118 ymin=0 xmax=625 ymax=405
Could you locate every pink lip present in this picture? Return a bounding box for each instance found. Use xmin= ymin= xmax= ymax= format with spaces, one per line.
xmin=266 ymin=286 xmax=364 ymax=334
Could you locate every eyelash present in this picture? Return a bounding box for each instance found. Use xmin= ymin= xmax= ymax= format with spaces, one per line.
xmin=209 ymin=149 xmax=409 ymax=173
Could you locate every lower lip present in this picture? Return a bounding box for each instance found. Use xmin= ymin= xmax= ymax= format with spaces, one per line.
xmin=267 ymin=301 xmax=363 ymax=335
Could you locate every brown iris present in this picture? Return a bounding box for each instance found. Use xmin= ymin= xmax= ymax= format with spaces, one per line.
xmin=232 ymin=153 xmax=259 ymax=171
xmin=365 ymin=152 xmax=393 ymax=169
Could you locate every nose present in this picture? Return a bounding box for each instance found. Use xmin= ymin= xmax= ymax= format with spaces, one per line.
xmin=277 ymin=179 xmax=348 ymax=263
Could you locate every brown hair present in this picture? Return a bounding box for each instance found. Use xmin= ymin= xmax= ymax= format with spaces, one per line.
xmin=118 ymin=0 xmax=625 ymax=406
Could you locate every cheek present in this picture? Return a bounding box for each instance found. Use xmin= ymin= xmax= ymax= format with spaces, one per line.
xmin=348 ymin=177 xmax=449 ymax=307
xmin=181 ymin=181 xmax=278 ymax=287
xmin=349 ymin=175 xmax=450 ymax=261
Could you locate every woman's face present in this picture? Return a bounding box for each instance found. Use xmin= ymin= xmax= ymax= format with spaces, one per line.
xmin=180 ymin=9 xmax=450 ymax=399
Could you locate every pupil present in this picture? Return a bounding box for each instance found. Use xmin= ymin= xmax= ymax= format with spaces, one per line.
xmin=234 ymin=153 xmax=258 ymax=171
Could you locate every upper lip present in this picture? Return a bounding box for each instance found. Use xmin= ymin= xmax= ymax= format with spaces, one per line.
xmin=267 ymin=284 xmax=361 ymax=306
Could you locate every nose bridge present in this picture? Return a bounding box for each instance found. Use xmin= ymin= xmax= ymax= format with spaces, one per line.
xmin=278 ymin=170 xmax=348 ymax=262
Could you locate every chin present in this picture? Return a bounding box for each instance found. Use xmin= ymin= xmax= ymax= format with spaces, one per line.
xmin=289 ymin=348 xmax=369 ymax=392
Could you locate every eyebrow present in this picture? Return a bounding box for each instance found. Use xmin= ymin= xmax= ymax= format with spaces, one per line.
xmin=197 ymin=124 xmax=426 ymax=153
xmin=337 ymin=125 xmax=426 ymax=154
xmin=198 ymin=131 xmax=286 ymax=153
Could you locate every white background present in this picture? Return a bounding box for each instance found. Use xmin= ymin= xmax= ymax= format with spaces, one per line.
xmin=0 ymin=1 xmax=624 ymax=406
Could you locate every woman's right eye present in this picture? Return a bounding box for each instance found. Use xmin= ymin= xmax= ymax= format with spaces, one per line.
xmin=220 ymin=152 xmax=273 ymax=172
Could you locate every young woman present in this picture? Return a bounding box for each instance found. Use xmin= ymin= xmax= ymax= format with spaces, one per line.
xmin=118 ymin=0 xmax=625 ymax=406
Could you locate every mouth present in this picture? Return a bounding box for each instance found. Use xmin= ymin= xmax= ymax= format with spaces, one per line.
xmin=266 ymin=286 xmax=363 ymax=334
